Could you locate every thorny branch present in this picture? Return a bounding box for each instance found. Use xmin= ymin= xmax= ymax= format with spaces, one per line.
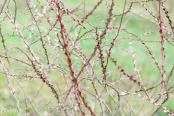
xmin=0 ymin=0 xmax=174 ymax=115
